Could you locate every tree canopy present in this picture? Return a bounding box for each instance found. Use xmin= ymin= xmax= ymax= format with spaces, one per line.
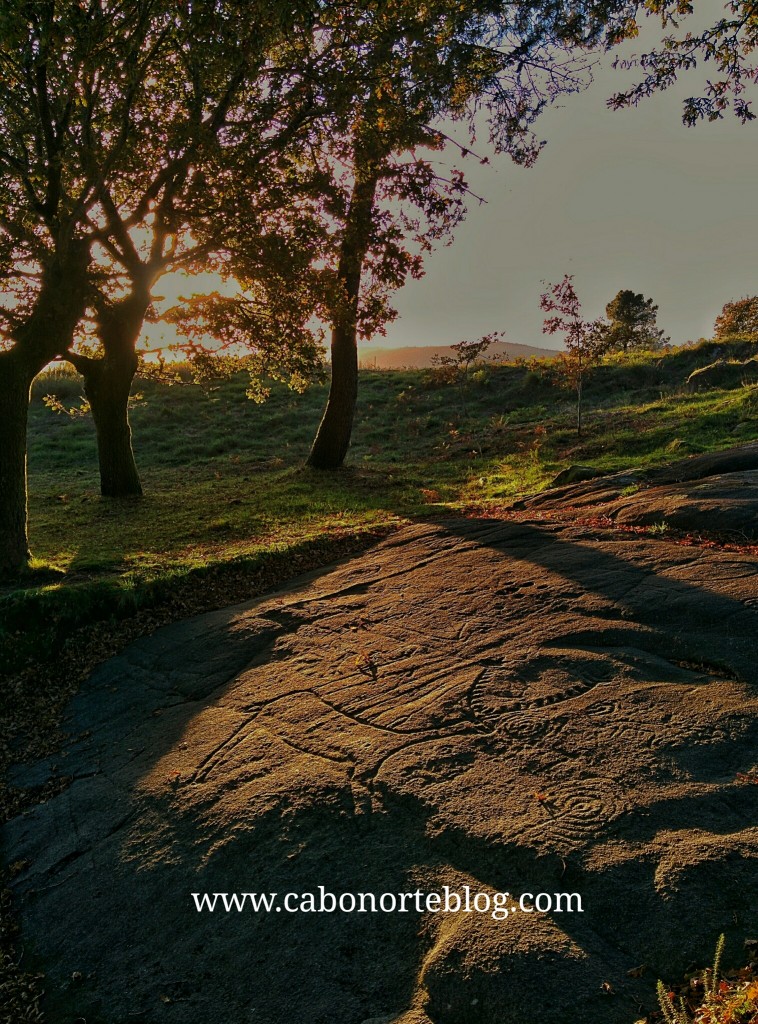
xmin=600 ymin=289 xmax=669 ymax=353
xmin=608 ymin=0 xmax=758 ymax=124
xmin=713 ymin=295 xmax=758 ymax=338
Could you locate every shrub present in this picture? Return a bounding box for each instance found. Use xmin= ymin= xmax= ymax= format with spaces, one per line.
xmin=651 ymin=935 xmax=758 ymax=1024
xmin=714 ymin=297 xmax=758 ymax=340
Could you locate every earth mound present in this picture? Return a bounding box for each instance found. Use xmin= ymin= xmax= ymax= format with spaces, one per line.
xmin=517 ymin=442 xmax=758 ymax=539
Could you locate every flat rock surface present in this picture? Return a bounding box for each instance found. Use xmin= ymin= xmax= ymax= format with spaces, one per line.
xmin=4 ymin=509 xmax=758 ymax=1023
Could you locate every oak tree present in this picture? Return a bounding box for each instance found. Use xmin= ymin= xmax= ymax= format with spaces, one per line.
xmin=306 ymin=0 xmax=641 ymax=469
xmin=63 ymin=0 xmax=326 ymax=497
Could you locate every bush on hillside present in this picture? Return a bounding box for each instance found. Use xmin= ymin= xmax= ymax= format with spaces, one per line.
xmin=714 ymin=297 xmax=758 ymax=340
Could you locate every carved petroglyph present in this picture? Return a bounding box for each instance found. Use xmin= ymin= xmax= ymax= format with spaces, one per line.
xmin=4 ymin=512 xmax=758 ymax=1024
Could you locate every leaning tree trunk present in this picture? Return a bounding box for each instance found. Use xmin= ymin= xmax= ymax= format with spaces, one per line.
xmin=0 ymin=242 xmax=91 ymax=576
xmin=0 ymin=351 xmax=34 ymax=578
xmin=307 ymin=165 xmax=379 ymax=470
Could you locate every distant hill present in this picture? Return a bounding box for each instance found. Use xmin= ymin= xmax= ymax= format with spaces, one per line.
xmin=358 ymin=340 xmax=557 ymax=369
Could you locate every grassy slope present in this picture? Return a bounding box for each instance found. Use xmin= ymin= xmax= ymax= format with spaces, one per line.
xmin=25 ymin=338 xmax=757 ymax=568
xmin=1 ymin=337 xmax=755 ymax=672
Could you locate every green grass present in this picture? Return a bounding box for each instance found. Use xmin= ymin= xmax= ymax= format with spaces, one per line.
xmin=3 ymin=337 xmax=756 ymax=673
xmin=24 ymin=340 xmax=758 ymax=564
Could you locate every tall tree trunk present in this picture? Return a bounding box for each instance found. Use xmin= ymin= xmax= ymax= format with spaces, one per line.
xmin=75 ymin=290 xmax=149 ymax=497
xmin=0 ymin=351 xmax=34 ymax=578
xmin=307 ymin=319 xmax=360 ymax=470
xmin=83 ymin=350 xmax=142 ymax=497
xmin=307 ymin=164 xmax=379 ymax=470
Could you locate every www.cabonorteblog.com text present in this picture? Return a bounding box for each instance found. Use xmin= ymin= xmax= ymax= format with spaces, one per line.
xmin=191 ymin=887 xmax=583 ymax=921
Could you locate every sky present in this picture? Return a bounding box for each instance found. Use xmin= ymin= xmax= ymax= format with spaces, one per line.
xmin=376 ymin=10 xmax=758 ymax=353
